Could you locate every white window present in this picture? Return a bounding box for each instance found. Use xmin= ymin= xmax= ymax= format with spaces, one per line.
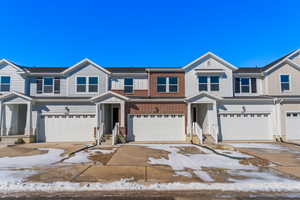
xmin=198 ymin=76 xmax=220 ymax=92
xmin=157 ymin=77 xmax=178 ymax=93
xmin=76 ymin=76 xmax=98 ymax=93
xmin=43 ymin=77 xmax=54 ymax=93
xmin=0 ymin=76 xmax=10 ymax=92
xmin=280 ymin=75 xmax=290 ymax=92
xmin=124 ymin=78 xmax=133 ymax=93
xmin=235 ymin=77 xmax=257 ymax=93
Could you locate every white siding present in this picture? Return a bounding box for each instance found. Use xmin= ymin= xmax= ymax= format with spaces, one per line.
xmin=35 ymin=102 xmax=96 ymax=114
xmin=0 ymin=63 xmax=25 ymax=94
xmin=185 ymin=57 xmax=234 ymax=98
xmin=30 ymin=77 xmax=67 ymax=96
xmin=111 ymin=76 xmax=148 ymax=90
xmin=66 ymin=64 xmax=108 ymax=97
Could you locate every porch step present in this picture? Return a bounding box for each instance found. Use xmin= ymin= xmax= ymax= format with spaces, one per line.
xmin=101 ymin=134 xmax=112 ymax=145
xmin=203 ymin=134 xmax=216 ymax=145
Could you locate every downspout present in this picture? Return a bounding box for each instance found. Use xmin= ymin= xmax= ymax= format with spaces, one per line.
xmin=147 ymin=68 xmax=151 ymax=97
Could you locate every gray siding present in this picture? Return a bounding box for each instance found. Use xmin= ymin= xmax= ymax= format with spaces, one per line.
xmin=0 ymin=63 xmax=26 ymax=94
xmin=66 ymin=64 xmax=108 ymax=97
xmin=34 ymin=102 xmax=96 ymax=114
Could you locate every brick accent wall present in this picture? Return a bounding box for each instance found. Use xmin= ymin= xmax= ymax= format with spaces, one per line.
xmin=112 ymin=90 xmax=148 ymax=97
xmin=149 ymin=72 xmax=185 ymax=97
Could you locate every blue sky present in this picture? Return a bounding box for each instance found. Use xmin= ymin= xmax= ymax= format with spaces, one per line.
xmin=0 ymin=0 xmax=299 ymax=68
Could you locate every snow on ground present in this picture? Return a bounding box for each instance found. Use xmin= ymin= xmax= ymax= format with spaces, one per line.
xmin=214 ymin=149 xmax=253 ymax=158
xmin=144 ymin=144 xmax=297 ymax=184
xmin=90 ymin=148 xmax=117 ymax=154
xmin=63 ymin=151 xmax=92 ymax=164
xmin=146 ymin=144 xmax=256 ymax=181
xmin=1 ymin=178 xmax=300 ymax=192
xmin=0 ymin=148 xmax=65 ymax=169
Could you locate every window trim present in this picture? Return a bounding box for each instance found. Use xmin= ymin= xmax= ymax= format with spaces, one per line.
xmin=76 ymin=76 xmax=99 ymax=94
xmin=124 ymin=77 xmax=134 ymax=94
xmin=43 ymin=77 xmax=54 ymax=93
xmin=198 ymin=76 xmax=220 ymax=92
xmin=280 ymin=74 xmax=291 ymax=93
xmin=0 ymin=76 xmax=11 ymax=92
xmin=156 ymin=76 xmax=179 ymax=93
xmin=235 ymin=77 xmax=257 ymax=94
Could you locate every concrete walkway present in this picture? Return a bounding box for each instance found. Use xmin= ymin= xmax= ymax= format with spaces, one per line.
xmin=234 ymin=143 xmax=300 ymax=178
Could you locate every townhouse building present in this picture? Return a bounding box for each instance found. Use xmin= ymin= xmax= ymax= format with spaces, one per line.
xmin=0 ymin=50 xmax=300 ymax=144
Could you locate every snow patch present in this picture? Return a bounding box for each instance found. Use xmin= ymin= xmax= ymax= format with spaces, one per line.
xmin=63 ymin=151 xmax=91 ymax=164
xmin=90 ymin=148 xmax=116 ymax=154
xmin=193 ymin=170 xmax=214 ymax=182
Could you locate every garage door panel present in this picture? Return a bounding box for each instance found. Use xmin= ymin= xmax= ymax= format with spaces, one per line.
xmin=219 ymin=113 xmax=272 ymax=141
xmin=43 ymin=114 xmax=96 ymax=142
xmin=286 ymin=112 xmax=300 ymax=140
xmin=128 ymin=114 xmax=185 ymax=141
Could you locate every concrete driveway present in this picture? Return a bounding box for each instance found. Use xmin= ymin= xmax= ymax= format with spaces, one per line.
xmin=229 ymin=142 xmax=300 ymax=178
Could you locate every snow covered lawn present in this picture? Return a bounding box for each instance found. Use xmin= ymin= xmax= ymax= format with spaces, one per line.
xmin=0 ymin=144 xmax=300 ymax=193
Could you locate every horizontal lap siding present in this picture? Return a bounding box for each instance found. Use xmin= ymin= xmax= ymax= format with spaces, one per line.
xmin=112 ymin=90 xmax=148 ymax=97
xmin=34 ymin=103 xmax=96 ymax=114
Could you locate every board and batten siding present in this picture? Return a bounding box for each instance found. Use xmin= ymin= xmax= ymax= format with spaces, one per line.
xmin=66 ymin=64 xmax=109 ymax=97
xmin=111 ymin=76 xmax=148 ymax=90
xmin=184 ymin=57 xmax=234 ymax=98
xmin=0 ymin=63 xmax=26 ymax=94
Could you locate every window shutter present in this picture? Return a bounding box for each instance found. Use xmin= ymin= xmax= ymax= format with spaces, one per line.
xmin=36 ymin=77 xmax=43 ymax=94
xmin=234 ymin=78 xmax=240 ymax=93
xmin=54 ymin=77 xmax=60 ymax=94
xmin=251 ymin=78 xmax=257 ymax=93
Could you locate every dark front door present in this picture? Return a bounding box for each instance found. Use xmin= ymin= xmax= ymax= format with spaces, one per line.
xmin=112 ymin=107 xmax=119 ymax=128
xmin=192 ymin=107 xmax=197 ymax=122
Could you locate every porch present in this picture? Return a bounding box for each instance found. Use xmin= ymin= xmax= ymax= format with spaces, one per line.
xmin=186 ymin=92 xmax=221 ymax=144
xmin=0 ymin=92 xmax=35 ymax=144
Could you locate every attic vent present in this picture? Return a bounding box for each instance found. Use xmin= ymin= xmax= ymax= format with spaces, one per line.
xmin=207 ymin=61 xmax=211 ymax=66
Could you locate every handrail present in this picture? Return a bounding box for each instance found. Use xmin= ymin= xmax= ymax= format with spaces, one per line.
xmin=192 ymin=122 xmax=203 ymax=144
xmin=112 ymin=122 xmax=119 ymax=145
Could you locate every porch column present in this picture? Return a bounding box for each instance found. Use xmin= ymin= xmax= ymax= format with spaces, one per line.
xmin=0 ymin=102 xmax=2 ymax=136
xmin=187 ymin=102 xmax=191 ymax=136
xmin=211 ymin=102 xmax=219 ymax=143
xmin=120 ymin=102 xmax=125 ymax=127
xmin=25 ymin=102 xmax=32 ymax=136
xmin=0 ymin=104 xmax=6 ymax=136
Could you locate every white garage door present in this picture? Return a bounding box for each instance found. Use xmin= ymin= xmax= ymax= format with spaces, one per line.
xmin=43 ymin=114 xmax=96 ymax=142
xmin=286 ymin=112 xmax=300 ymax=140
xmin=219 ymin=113 xmax=272 ymax=141
xmin=127 ymin=114 xmax=185 ymax=142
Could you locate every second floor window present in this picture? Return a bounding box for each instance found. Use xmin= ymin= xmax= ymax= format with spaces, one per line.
xmin=76 ymin=76 xmax=98 ymax=93
xmin=0 ymin=76 xmax=10 ymax=92
xmin=124 ymin=78 xmax=133 ymax=93
xmin=198 ymin=76 xmax=220 ymax=92
xmin=157 ymin=77 xmax=178 ymax=93
xmin=280 ymin=75 xmax=290 ymax=92
xmin=37 ymin=77 xmax=60 ymax=94
xmin=235 ymin=77 xmax=257 ymax=93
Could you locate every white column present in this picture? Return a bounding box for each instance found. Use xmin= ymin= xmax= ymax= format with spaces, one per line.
xmin=187 ymin=102 xmax=191 ymax=136
xmin=120 ymin=102 xmax=125 ymax=127
xmin=0 ymin=102 xmax=2 ymax=136
xmin=25 ymin=102 xmax=32 ymax=136
xmin=211 ymin=102 xmax=219 ymax=143
xmin=1 ymin=104 xmax=6 ymax=136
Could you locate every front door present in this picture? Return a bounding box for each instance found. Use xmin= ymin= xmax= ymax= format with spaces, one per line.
xmin=112 ymin=107 xmax=119 ymax=128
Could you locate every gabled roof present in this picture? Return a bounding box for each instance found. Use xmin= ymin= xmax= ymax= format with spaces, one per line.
xmin=182 ymin=52 xmax=238 ymax=71
xmin=63 ymin=58 xmax=111 ymax=75
xmin=90 ymin=91 xmax=129 ymax=103
xmin=23 ymin=67 xmax=67 ymax=73
xmin=263 ymin=57 xmax=300 ymax=74
xmin=185 ymin=91 xmax=222 ymax=102
xmin=262 ymin=49 xmax=299 ymax=71
xmin=0 ymin=59 xmax=27 ymax=73
xmin=234 ymin=67 xmax=263 ymax=73
xmin=0 ymin=91 xmax=32 ymax=101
